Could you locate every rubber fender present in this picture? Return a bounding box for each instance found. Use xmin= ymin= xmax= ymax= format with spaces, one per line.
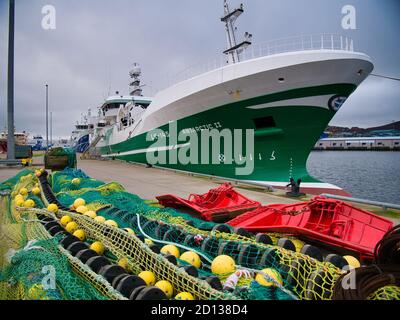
xmin=86 ymin=256 xmax=111 ymax=273
xmin=66 ymin=241 xmax=88 ymax=256
xmin=75 ymin=249 xmax=99 ymax=264
xmin=255 ymin=233 xmax=273 ymax=245
xmin=98 ymin=264 xmax=127 ymax=283
xmin=116 ymin=275 xmax=147 ymax=298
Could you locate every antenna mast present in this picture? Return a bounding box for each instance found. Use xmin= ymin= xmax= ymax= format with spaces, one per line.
xmin=221 ymin=0 xmax=252 ymax=64
xmin=129 ymin=63 xmax=143 ymax=96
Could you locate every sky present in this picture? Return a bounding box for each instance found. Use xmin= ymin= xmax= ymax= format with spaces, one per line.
xmin=0 ymin=0 xmax=399 ymax=139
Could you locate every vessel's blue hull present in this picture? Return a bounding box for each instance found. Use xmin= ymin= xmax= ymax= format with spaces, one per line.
xmin=74 ymin=134 xmax=89 ymax=153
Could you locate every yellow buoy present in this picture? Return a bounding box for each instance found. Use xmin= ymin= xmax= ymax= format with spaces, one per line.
xmin=155 ymin=280 xmax=174 ymax=298
xmin=75 ymin=205 xmax=88 ymax=214
xmin=175 ymin=292 xmax=195 ymax=300
xmin=94 ymin=216 xmax=106 ymax=223
xmin=73 ymin=229 xmax=86 ymax=241
xmin=144 ymin=238 xmax=154 ymax=245
xmin=160 ymin=244 xmax=180 ymax=258
xmin=19 ymin=188 xmax=28 ymax=196
xmin=343 ymin=255 xmax=361 ymax=269
xmin=24 ymin=199 xmax=35 ymax=208
xmin=90 ymin=241 xmax=105 ymax=255
xmin=138 ymin=271 xmax=156 ymax=286
xmin=180 ymin=251 xmax=201 ymax=268
xmin=65 ymin=221 xmax=78 ymax=233
xmin=15 ymin=194 xmax=24 ymax=201
xmin=72 ymin=178 xmax=81 ymax=185
xmin=47 ymin=203 xmax=58 ymax=213
xmin=83 ymin=210 xmax=97 ymax=218
xmin=291 ymin=239 xmax=305 ymax=252
xmin=104 ymin=219 xmax=118 ymax=228
xmin=117 ymin=257 xmax=128 ymax=269
xmin=32 ymin=187 xmax=41 ymax=196
xmin=211 ymin=255 xmax=236 ymax=275
xmin=255 ymin=268 xmax=283 ymax=287
xmin=27 ymin=284 xmax=47 ymax=300
xmin=15 ymin=198 xmax=25 ymax=207
xmin=60 ymin=215 xmax=72 ymax=226
xmin=73 ymin=198 xmax=86 ymax=208
xmin=122 ymin=227 xmax=135 ymax=234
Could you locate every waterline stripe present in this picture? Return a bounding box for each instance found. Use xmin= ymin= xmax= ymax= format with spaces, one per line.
xmin=101 ymin=143 xmax=190 ymax=158
xmin=245 ymin=180 xmax=343 ymax=190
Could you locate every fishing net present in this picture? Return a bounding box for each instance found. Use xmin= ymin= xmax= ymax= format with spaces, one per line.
xmin=368 ymin=286 xmax=400 ymax=300
xmin=0 ymin=236 xmax=107 ymax=300
xmin=0 ymin=169 xmax=34 ymax=191
xmin=44 ymin=147 xmax=77 ymax=170
xmin=1 ymin=167 xmax=399 ymax=300
xmin=0 ymin=173 xmax=123 ymax=300
xmin=45 ymin=168 xmax=343 ymax=300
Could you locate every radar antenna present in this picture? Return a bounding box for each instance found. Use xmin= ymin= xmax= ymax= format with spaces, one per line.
xmin=129 ymin=63 xmax=145 ymax=96
xmin=221 ymin=0 xmax=252 ymax=64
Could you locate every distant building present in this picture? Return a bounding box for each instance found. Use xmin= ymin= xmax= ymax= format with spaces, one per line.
xmin=369 ymin=129 xmax=400 ymax=137
xmin=325 ymin=121 xmax=400 ymax=138
xmin=314 ymin=136 xmax=400 ymax=150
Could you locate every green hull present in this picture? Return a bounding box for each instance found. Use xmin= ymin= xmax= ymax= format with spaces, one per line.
xmin=97 ymin=84 xmax=356 ymax=187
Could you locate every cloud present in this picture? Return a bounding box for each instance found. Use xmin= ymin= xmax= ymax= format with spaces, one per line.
xmin=0 ymin=0 xmax=399 ymax=139
xmin=330 ymin=76 xmax=400 ymax=128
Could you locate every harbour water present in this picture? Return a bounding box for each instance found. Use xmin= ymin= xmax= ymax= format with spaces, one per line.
xmin=307 ymin=151 xmax=400 ymax=204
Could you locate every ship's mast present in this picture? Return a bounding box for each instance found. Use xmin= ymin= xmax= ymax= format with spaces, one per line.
xmin=221 ymin=0 xmax=252 ymax=64
xmin=129 ymin=63 xmax=143 ymax=96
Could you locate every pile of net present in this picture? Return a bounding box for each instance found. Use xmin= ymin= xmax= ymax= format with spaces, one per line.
xmin=44 ymin=147 xmax=77 ymax=170
xmin=0 ymin=168 xmax=398 ymax=300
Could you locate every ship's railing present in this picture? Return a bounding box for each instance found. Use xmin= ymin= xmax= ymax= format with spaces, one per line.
xmin=162 ymin=33 xmax=354 ymax=89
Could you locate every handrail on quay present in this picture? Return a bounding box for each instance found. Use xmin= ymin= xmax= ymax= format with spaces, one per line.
xmin=321 ymin=193 xmax=400 ymax=211
xmin=0 ymin=159 xmax=22 ymax=166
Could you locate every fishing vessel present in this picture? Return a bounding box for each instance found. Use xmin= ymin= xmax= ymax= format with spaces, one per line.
xmin=70 ymin=113 xmax=92 ymax=153
xmin=87 ymin=1 xmax=374 ymax=195
xmin=27 ymin=134 xmax=45 ymax=151
xmin=0 ymin=131 xmax=28 ymax=154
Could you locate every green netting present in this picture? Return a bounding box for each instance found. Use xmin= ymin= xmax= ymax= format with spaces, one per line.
xmin=49 ymin=168 xmax=342 ymax=300
xmin=45 ymin=147 xmax=77 ymax=169
xmin=0 ymin=169 xmax=34 ymax=191
xmin=0 ymin=237 xmax=107 ymax=300
xmin=50 ymin=168 xmax=104 ymax=193
xmin=0 ymin=172 xmax=122 ymax=300
xmin=367 ymin=285 xmax=400 ymax=300
xmin=51 ymin=168 xmax=216 ymax=230
xmin=2 ymin=168 xmax=399 ymax=301
xmin=29 ymin=194 xmax=45 ymax=209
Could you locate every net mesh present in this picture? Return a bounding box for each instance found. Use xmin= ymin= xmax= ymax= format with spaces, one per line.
xmin=0 ymin=173 xmax=123 ymax=300
xmin=367 ymin=285 xmax=400 ymax=300
xmin=1 ymin=168 xmax=399 ymax=300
